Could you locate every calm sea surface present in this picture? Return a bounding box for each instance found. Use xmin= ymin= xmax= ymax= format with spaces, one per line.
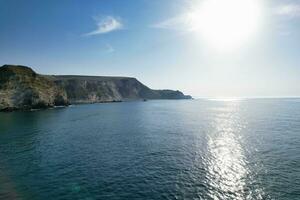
xmin=0 ymin=99 xmax=299 ymax=200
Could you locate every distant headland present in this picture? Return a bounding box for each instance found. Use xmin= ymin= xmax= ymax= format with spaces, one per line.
xmin=0 ymin=65 xmax=192 ymax=111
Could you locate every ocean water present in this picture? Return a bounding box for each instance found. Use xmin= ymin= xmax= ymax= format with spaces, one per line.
xmin=0 ymin=99 xmax=299 ymax=200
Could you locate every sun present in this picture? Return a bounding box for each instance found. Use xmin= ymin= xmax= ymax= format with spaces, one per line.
xmin=187 ymin=0 xmax=262 ymax=51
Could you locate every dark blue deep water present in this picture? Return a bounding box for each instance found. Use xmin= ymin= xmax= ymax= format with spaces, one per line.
xmin=0 ymin=99 xmax=300 ymax=200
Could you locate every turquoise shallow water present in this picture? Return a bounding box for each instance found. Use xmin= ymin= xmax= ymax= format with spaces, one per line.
xmin=0 ymin=99 xmax=300 ymax=200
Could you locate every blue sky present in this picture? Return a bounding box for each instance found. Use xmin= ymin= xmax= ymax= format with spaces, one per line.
xmin=0 ymin=0 xmax=300 ymax=97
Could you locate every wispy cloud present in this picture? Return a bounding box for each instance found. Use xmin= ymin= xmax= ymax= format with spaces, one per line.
xmin=275 ymin=4 xmax=300 ymax=18
xmin=151 ymin=14 xmax=192 ymax=31
xmin=151 ymin=16 xmax=185 ymax=30
xmin=83 ymin=16 xmax=123 ymax=36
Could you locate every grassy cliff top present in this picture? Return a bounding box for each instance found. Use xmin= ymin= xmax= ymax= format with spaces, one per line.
xmin=49 ymin=75 xmax=136 ymax=81
xmin=0 ymin=65 xmax=37 ymax=76
xmin=0 ymin=65 xmax=134 ymax=80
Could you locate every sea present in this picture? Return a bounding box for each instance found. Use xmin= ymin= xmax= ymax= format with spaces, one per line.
xmin=0 ymin=99 xmax=299 ymax=200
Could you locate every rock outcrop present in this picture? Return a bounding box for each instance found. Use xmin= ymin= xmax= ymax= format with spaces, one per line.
xmin=0 ymin=65 xmax=68 ymax=111
xmin=0 ymin=65 xmax=191 ymax=111
xmin=51 ymin=75 xmax=191 ymax=103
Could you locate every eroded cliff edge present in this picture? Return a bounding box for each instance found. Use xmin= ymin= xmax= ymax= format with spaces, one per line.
xmin=0 ymin=65 xmax=68 ymax=111
xmin=0 ymin=65 xmax=192 ymax=111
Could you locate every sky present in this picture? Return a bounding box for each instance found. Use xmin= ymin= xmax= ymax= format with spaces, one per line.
xmin=0 ymin=0 xmax=300 ymax=98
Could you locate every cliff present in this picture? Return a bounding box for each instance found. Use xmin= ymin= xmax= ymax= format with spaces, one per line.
xmin=50 ymin=75 xmax=191 ymax=103
xmin=0 ymin=65 xmax=68 ymax=111
xmin=0 ymin=65 xmax=191 ymax=111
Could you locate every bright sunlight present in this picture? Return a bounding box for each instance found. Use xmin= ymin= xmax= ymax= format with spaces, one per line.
xmin=187 ymin=0 xmax=263 ymax=51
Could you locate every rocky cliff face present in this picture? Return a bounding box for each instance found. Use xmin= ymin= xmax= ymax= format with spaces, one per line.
xmin=0 ymin=65 xmax=68 ymax=111
xmin=50 ymin=76 xmax=156 ymax=103
xmin=0 ymin=65 xmax=191 ymax=111
xmin=51 ymin=76 xmax=191 ymax=103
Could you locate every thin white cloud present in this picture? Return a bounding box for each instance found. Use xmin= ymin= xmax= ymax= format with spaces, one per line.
xmin=274 ymin=3 xmax=300 ymax=35
xmin=84 ymin=16 xmax=123 ymax=36
xmin=151 ymin=16 xmax=184 ymax=30
xmin=275 ymin=4 xmax=300 ymax=17
xmin=151 ymin=14 xmax=192 ymax=31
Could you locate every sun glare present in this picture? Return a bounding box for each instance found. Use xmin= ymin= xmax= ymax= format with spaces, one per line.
xmin=187 ymin=0 xmax=262 ymax=51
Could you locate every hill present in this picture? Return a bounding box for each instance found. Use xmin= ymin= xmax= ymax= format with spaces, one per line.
xmin=0 ymin=65 xmax=191 ymax=111
xmin=0 ymin=65 xmax=68 ymax=111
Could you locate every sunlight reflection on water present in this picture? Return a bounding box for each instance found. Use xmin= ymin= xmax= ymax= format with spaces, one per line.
xmin=205 ymin=101 xmax=264 ymax=199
